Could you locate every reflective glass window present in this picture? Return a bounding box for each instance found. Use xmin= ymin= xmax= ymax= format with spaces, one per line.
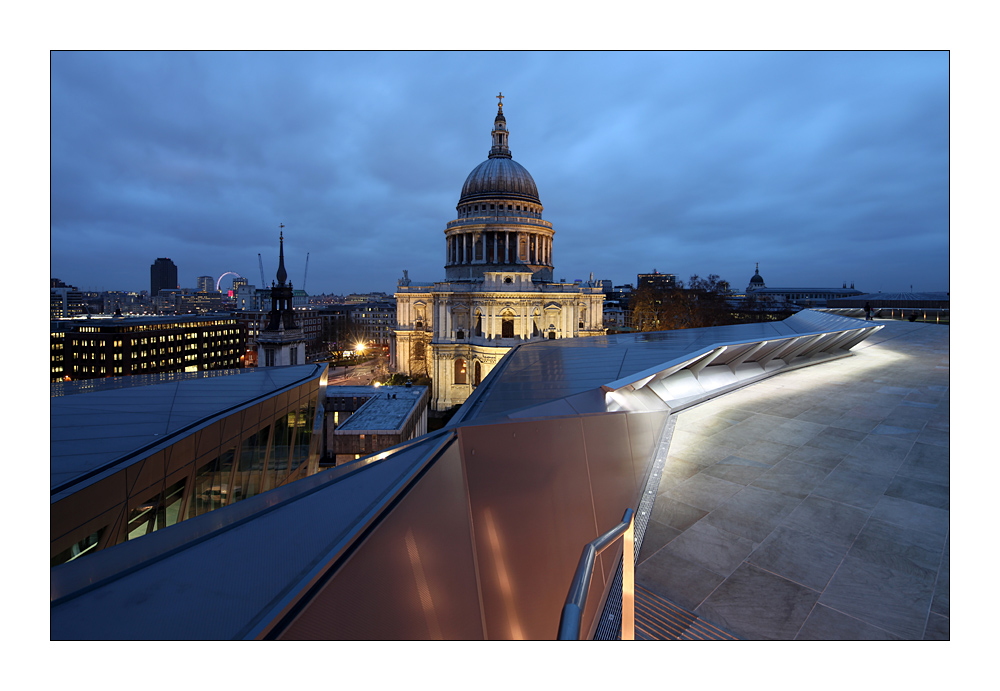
xmin=52 ymin=529 xmax=103 ymax=567
xmin=236 ymin=425 xmax=270 ymax=500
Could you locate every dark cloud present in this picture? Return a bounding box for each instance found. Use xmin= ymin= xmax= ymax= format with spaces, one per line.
xmin=51 ymin=51 xmax=949 ymax=294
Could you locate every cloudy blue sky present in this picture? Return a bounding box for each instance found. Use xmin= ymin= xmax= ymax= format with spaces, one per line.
xmin=50 ymin=50 xmax=949 ymax=295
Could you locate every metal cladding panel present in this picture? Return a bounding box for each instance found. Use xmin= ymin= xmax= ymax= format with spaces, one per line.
xmin=126 ymin=449 xmax=165 ymax=497
xmin=164 ymin=434 xmax=196 ymax=475
xmin=580 ymin=413 xmax=642 ymax=548
xmin=51 ymin=469 xmax=128 ymax=544
xmin=626 ymin=412 xmax=663 ymax=490
xmin=277 ymin=440 xmax=483 ymax=640
xmin=461 ymin=417 xmax=600 ymax=640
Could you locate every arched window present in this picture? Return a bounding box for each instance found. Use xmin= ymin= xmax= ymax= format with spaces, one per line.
xmin=501 ymin=314 xmax=515 ymax=338
xmin=474 ymin=361 xmax=482 ymax=386
xmin=454 ymin=358 xmax=467 ymax=384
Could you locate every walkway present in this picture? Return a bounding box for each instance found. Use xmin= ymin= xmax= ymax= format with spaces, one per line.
xmin=635 ymin=320 xmax=949 ymax=640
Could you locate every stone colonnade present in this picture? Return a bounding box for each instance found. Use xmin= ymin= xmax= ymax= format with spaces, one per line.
xmin=447 ymin=230 xmax=552 ymax=267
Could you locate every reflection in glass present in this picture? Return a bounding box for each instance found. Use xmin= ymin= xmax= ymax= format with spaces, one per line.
xmin=291 ymin=401 xmax=314 ymax=472
xmin=268 ymin=411 xmax=293 ymax=488
xmin=128 ymin=495 xmax=160 ymax=540
xmin=236 ymin=425 xmax=270 ymax=501
xmin=52 ymin=529 xmax=103 ymax=567
xmin=156 ymin=480 xmax=186 ymax=530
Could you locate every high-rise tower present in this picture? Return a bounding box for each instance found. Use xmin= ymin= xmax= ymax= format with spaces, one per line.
xmin=150 ymin=258 xmax=178 ymax=297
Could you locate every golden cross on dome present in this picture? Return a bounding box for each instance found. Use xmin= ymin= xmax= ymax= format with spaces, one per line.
xmin=496 ymin=91 xmax=504 ymax=110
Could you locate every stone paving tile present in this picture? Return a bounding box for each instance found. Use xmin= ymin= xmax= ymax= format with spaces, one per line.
xmin=924 ymin=414 xmax=949 ymax=432
xmin=923 ymin=613 xmax=949 ymax=640
xmin=661 ymin=519 xmax=754 ymax=577
xmin=650 ymin=496 xmax=708 ymax=532
xmin=794 ymin=405 xmax=847 ymax=425
xmin=702 ymin=455 xmax=772 ymax=485
xmin=811 ymin=466 xmax=894 ymax=511
xmin=796 ymin=604 xmax=902 ymax=640
xmin=819 ymin=555 xmax=936 ymax=639
xmin=882 ymin=406 xmax=935 ymax=430
xmin=847 ymin=518 xmax=944 ymax=581
xmin=655 ymin=458 xmax=703 ymax=493
xmin=900 ymin=400 xmax=938 ymax=409
xmin=871 ymin=424 xmax=920 ymax=440
xmin=636 ymin=548 xmax=725 ymax=612
xmin=681 ymin=415 xmax=738 ymax=438
xmin=805 ymin=426 xmax=867 ymax=452
xmin=662 ymin=473 xmax=744 ymax=513
xmin=829 ymin=414 xmax=881 ymax=434
xmin=839 ymin=434 xmax=912 ymax=475
xmin=730 ymin=439 xmax=799 ymax=466
xmin=695 ymin=563 xmax=820 ymax=640
xmin=761 ymin=418 xmax=827 ymax=447
xmin=636 ymin=518 xmax=681 ymax=565
xmin=931 ymin=556 xmax=949 ymax=617
xmin=916 ymin=427 xmax=949 ymax=447
xmin=885 ymin=475 xmax=949 ymax=510
xmin=701 ymin=485 xmax=802 ymax=543
xmin=668 ymin=439 xmax=743 ymax=468
xmin=748 ymin=525 xmax=847 ymax=591
xmin=896 ymin=442 xmax=950 ymax=486
xmin=751 ymin=459 xmax=832 ymax=499
xmin=783 ymin=444 xmax=849 ymax=471
xmin=845 ymin=403 xmax=892 ymax=420
xmin=780 ymin=495 xmax=869 ymax=549
xmin=711 ymin=407 xmax=757 ymax=425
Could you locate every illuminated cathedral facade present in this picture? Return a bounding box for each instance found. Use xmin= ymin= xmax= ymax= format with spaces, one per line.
xmin=393 ymin=95 xmax=605 ymax=411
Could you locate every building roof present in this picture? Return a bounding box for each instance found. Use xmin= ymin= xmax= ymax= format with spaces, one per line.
xmin=51 ymin=311 xmax=894 ymax=640
xmin=330 ymin=385 xmax=428 ymax=433
xmin=50 ymin=364 xmax=326 ymax=496
xmin=453 ymin=310 xmax=878 ymax=425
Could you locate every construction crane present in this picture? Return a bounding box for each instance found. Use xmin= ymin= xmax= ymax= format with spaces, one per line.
xmin=258 ymin=254 xmax=266 ymax=286
xmin=303 ymin=253 xmax=310 ymax=292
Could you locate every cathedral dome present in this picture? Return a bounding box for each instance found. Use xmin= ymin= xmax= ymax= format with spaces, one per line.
xmin=457 ymin=95 xmax=541 ymax=207
xmin=459 ymin=157 xmax=540 ymax=205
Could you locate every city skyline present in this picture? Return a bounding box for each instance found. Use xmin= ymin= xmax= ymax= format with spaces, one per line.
xmin=51 ymin=51 xmax=949 ymax=295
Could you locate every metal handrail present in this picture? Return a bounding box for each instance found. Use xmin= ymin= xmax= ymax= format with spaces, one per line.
xmin=558 ymin=508 xmax=635 ymax=640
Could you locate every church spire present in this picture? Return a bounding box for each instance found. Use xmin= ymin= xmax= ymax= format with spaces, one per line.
xmin=276 ymin=225 xmax=288 ymax=286
xmin=489 ymin=92 xmax=512 ymax=159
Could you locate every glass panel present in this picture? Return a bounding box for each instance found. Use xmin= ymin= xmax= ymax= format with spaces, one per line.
xmin=216 ymin=445 xmax=238 ymax=504
xmin=128 ymin=494 xmax=161 ymax=540
xmin=268 ymin=412 xmax=293 ymax=487
xmin=236 ymin=425 xmax=270 ymax=501
xmin=52 ymin=529 xmax=103 ymax=567
xmin=155 ymin=479 xmax=186 ymax=531
xmin=290 ymin=399 xmax=315 ymax=471
xmin=188 ymin=455 xmax=221 ymax=519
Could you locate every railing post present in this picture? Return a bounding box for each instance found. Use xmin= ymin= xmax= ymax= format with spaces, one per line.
xmin=622 ymin=514 xmax=634 ymax=641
